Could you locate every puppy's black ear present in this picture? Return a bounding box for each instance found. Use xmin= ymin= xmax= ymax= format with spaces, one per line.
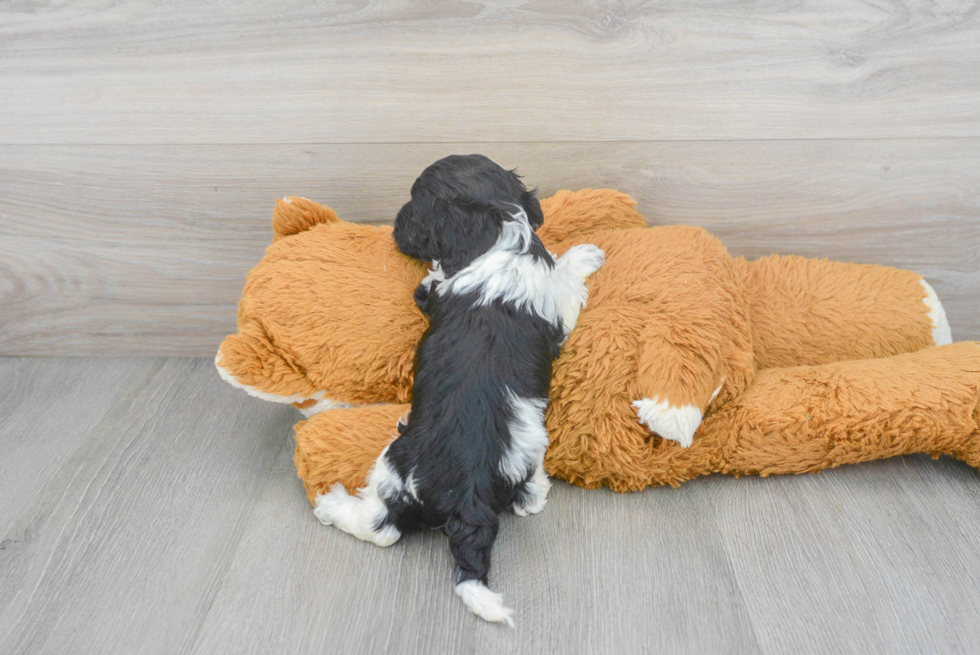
xmin=521 ymin=188 xmax=544 ymax=230
xmin=434 ymin=200 xmax=504 ymax=277
xmin=394 ymin=200 xmax=437 ymax=262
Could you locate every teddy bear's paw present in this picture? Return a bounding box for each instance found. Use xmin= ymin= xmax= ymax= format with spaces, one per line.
xmin=560 ymin=244 xmax=606 ymax=280
xmin=512 ymin=465 xmax=551 ymax=517
xmin=632 ymin=398 xmax=702 ymax=448
xmin=920 ymin=279 xmax=953 ymax=345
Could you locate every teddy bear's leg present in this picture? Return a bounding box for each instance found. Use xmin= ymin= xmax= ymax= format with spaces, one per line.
xmin=293 ymin=404 xmax=411 ymax=503
xmin=707 ymin=342 xmax=980 ymax=477
xmin=920 ymin=278 xmax=953 ymax=345
xmin=737 ymin=254 xmax=952 ymax=370
xmin=632 ymin=322 xmax=734 ymax=448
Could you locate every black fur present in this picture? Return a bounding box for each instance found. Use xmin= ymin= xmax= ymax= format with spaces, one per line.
xmin=394 ymin=153 xmax=548 ymax=278
xmin=386 ymin=154 xmax=562 ymax=588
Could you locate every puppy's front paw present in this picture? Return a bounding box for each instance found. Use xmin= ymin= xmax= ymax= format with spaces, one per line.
xmin=561 ymin=244 xmax=606 ymax=280
xmin=632 ymin=398 xmax=701 ymax=448
xmin=413 ymin=283 xmax=431 ymax=312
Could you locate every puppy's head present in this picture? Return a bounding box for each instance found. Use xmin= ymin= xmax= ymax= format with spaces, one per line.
xmin=393 ymin=154 xmax=543 ymax=276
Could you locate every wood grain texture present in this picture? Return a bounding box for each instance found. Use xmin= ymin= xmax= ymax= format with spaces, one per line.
xmin=0 ymin=358 xmax=297 ymax=655
xmin=715 ymin=457 xmax=980 ymax=653
xmin=1 ymin=1 xmax=979 ymax=144
xmin=190 ymin=443 xmax=760 ymax=655
xmin=0 ymin=358 xmax=148 ymax=530
xmin=3 ymin=357 xmax=980 ymax=653
xmin=1 ymin=140 xmax=977 ymax=355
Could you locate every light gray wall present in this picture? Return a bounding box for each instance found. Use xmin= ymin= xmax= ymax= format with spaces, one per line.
xmin=2 ymin=2 xmax=977 ymax=355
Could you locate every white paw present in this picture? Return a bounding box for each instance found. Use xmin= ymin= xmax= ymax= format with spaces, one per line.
xmin=512 ymin=466 xmax=550 ymax=516
xmin=313 ymin=484 xmax=401 ymax=547
xmin=562 ymin=244 xmax=606 ymax=279
xmin=513 ymin=493 xmax=548 ymax=516
xmin=512 ymin=492 xmax=547 ymax=517
xmin=313 ymin=483 xmax=349 ymax=526
xmin=632 ymin=398 xmax=701 ymax=448
xmin=455 ymin=581 xmax=515 ymax=627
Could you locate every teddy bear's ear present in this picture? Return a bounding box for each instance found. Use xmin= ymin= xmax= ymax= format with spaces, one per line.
xmin=537 ymin=188 xmax=647 ymax=249
xmin=272 ymin=196 xmax=341 ymax=241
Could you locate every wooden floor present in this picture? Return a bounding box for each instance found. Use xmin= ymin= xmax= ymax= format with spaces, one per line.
xmin=1 ymin=356 xmax=979 ymax=654
xmin=3 ymin=2 xmax=979 ymax=653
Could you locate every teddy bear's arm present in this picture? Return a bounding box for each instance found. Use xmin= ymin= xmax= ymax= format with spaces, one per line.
xmin=632 ymin=325 xmax=728 ymax=448
xmin=216 ymin=323 xmax=322 ymax=404
xmin=621 ymin=227 xmax=751 ymax=449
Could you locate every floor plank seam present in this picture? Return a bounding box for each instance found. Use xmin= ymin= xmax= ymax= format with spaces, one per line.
xmin=704 ymin=484 xmax=768 ymax=655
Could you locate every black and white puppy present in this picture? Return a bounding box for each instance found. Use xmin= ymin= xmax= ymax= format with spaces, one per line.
xmin=314 ymin=154 xmax=605 ymax=625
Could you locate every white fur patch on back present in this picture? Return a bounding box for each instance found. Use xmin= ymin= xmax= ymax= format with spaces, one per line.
xmin=500 ymin=392 xmax=550 ymax=484
xmin=436 ymin=208 xmax=604 ymax=334
xmin=632 ymin=397 xmax=702 ymax=448
xmin=455 ymin=580 xmax=515 ymax=627
xmin=920 ymin=279 xmax=953 ymax=345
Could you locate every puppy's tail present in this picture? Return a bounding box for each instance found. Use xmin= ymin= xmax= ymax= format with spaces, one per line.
xmin=445 ymin=507 xmax=514 ymax=627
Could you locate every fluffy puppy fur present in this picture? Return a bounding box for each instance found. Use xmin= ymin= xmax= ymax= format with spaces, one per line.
xmin=313 ymin=154 xmax=605 ymax=626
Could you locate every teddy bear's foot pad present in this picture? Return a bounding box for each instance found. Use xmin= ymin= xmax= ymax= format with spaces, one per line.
xmin=632 ymin=398 xmax=701 ymax=448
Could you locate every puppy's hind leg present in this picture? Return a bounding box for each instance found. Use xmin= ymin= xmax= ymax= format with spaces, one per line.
xmin=314 ymin=447 xmax=403 ymax=547
xmin=512 ymin=463 xmax=551 ymax=517
xmin=446 ymin=508 xmax=514 ymax=627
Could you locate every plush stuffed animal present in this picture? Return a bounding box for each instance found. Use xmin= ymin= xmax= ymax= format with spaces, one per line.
xmin=216 ymin=190 xmax=979 ymax=501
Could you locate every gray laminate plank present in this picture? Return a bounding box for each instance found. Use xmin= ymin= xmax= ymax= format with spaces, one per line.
xmin=0 ymin=357 xmax=295 ymax=655
xmin=2 ymin=139 xmax=977 ymax=356
xmin=4 ymin=358 xmax=980 ymax=652
xmin=189 ymin=441 xmax=759 ymax=655
xmin=714 ymin=456 xmax=980 ymax=654
xmin=2 ymin=1 xmax=979 ymax=143
xmin=0 ymin=358 xmax=150 ymax=529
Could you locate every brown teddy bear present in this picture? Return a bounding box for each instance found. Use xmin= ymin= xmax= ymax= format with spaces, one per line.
xmin=216 ymin=190 xmax=979 ymax=501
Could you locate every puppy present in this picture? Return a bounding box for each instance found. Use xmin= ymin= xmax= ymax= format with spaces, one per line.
xmin=314 ymin=154 xmax=605 ymax=625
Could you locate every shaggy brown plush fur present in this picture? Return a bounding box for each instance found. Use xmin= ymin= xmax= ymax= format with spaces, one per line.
xmin=294 ymin=342 xmax=980 ymax=500
xmin=216 ymin=189 xmax=976 ymax=499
